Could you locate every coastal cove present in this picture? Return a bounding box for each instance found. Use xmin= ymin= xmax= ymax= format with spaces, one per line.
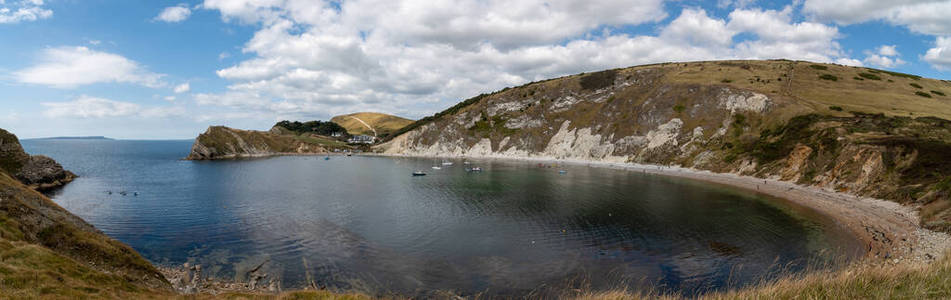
xmin=23 ymin=138 xmax=869 ymax=297
xmin=375 ymin=153 xmax=951 ymax=264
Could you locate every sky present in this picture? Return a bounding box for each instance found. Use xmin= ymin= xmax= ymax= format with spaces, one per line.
xmin=1 ymin=0 xmax=951 ymax=139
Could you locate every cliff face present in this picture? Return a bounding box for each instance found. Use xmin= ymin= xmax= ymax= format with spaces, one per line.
xmin=186 ymin=126 xmax=329 ymax=160
xmin=376 ymin=60 xmax=951 ymax=231
xmin=0 ymin=128 xmax=172 ymax=297
xmin=0 ymin=129 xmax=76 ymax=190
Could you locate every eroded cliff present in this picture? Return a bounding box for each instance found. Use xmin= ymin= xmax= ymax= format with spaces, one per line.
xmin=186 ymin=126 xmax=330 ymax=160
xmin=376 ymin=60 xmax=951 ymax=231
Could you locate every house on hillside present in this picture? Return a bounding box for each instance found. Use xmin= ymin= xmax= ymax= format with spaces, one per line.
xmin=348 ymin=135 xmax=376 ymax=144
xmin=331 ymin=132 xmax=343 ymax=137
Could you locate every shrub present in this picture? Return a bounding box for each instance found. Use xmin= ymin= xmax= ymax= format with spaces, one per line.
xmin=809 ymin=64 xmax=828 ymax=70
xmin=916 ymin=91 xmax=933 ymax=98
xmin=910 ymin=83 xmax=923 ymax=89
xmin=829 ymin=106 xmax=844 ymax=111
xmin=721 ymin=79 xmax=733 ymax=83
xmin=819 ymin=74 xmax=838 ymax=81
xmin=853 ymin=77 xmax=864 ymax=81
xmin=274 ymin=120 xmax=348 ymax=136
xmin=858 ymin=73 xmax=882 ymax=80
xmin=933 ymin=90 xmax=946 ymax=96
xmin=673 ymin=104 xmax=686 ymax=113
xmin=579 ymin=69 xmax=618 ymax=91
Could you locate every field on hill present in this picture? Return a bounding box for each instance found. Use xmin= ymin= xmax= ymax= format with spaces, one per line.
xmin=330 ymin=112 xmax=413 ymax=137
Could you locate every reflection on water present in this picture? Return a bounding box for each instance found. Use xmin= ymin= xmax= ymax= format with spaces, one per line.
xmin=24 ymin=139 xmax=861 ymax=296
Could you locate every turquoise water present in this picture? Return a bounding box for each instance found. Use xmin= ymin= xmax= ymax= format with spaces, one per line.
xmin=23 ymin=139 xmax=860 ymax=297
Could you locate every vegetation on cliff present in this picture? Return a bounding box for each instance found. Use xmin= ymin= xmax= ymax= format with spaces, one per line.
xmin=0 ymin=129 xmax=172 ymax=298
xmin=274 ymin=120 xmax=349 ymax=136
xmin=377 ymin=59 xmax=951 ymax=234
xmin=186 ymin=126 xmax=335 ymax=160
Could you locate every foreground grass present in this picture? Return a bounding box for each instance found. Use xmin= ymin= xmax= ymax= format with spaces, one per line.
xmin=575 ymin=254 xmax=951 ymax=300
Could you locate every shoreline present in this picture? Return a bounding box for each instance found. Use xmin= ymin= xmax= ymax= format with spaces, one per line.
xmin=367 ymin=152 xmax=951 ymax=265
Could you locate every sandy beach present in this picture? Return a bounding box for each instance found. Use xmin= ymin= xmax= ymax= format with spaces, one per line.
xmin=370 ymin=153 xmax=951 ymax=265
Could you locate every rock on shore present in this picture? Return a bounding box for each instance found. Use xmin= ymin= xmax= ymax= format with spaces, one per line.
xmin=0 ymin=128 xmax=76 ymax=190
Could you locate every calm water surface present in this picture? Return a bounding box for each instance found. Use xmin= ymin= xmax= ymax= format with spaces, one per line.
xmin=23 ymin=139 xmax=861 ymax=296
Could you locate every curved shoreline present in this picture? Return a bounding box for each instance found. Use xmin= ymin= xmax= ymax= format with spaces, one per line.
xmin=368 ymin=153 xmax=951 ymax=265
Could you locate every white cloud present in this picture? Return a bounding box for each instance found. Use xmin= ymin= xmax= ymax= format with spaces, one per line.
xmin=803 ymin=1 xmax=951 ymax=36
xmin=174 ymin=82 xmax=190 ymax=93
xmin=661 ymin=8 xmax=735 ymax=48
xmin=0 ymin=0 xmax=52 ymax=24
xmin=924 ymin=36 xmax=951 ymax=70
xmin=197 ymin=2 xmax=860 ymax=120
xmin=863 ymin=45 xmax=904 ymax=68
xmin=41 ymin=95 xmax=184 ymax=118
xmin=164 ymin=96 xmax=176 ymax=101
xmin=864 ymin=54 xmax=905 ymax=68
xmin=835 ymin=58 xmax=864 ymax=66
xmin=878 ymin=45 xmax=899 ymax=56
xmin=14 ymin=46 xmax=165 ymax=88
xmin=155 ymin=4 xmax=191 ymax=23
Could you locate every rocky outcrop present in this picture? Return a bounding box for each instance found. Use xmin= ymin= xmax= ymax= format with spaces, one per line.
xmin=0 ymin=128 xmax=172 ymax=296
xmin=186 ymin=126 xmax=328 ymax=160
xmin=376 ymin=60 xmax=951 ymax=232
xmin=0 ymin=128 xmax=76 ymax=190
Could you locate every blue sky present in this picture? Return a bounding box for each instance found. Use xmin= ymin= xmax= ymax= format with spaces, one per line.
xmin=1 ymin=0 xmax=950 ymax=139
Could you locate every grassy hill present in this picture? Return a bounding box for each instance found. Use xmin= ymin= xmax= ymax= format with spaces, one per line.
xmin=330 ymin=112 xmax=413 ymax=137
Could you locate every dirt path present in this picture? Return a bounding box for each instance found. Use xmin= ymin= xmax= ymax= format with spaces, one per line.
xmin=348 ymin=116 xmax=376 ymax=137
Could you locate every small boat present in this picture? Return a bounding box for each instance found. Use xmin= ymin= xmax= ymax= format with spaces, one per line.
xmin=324 ymin=156 xmax=330 ymax=160
xmin=463 ymin=161 xmax=470 ymax=165
xmin=558 ymin=170 xmax=567 ymax=174
xmin=442 ymin=161 xmax=453 ymax=166
xmin=412 ymin=170 xmax=427 ymax=176
xmin=467 ymin=167 xmax=483 ymax=172
xmin=432 ymin=166 xmax=442 ymax=170
xmin=346 ymin=153 xmax=352 ymax=156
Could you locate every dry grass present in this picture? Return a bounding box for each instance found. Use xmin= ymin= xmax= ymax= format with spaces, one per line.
xmin=662 ymin=60 xmax=951 ymax=120
xmin=330 ymin=112 xmax=413 ymax=136
xmin=572 ymin=252 xmax=951 ymax=300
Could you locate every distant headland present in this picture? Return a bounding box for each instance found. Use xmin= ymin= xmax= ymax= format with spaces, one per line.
xmin=26 ymin=136 xmax=114 ymax=140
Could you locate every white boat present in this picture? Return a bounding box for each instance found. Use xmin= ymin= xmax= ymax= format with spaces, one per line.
xmin=432 ymin=166 xmax=442 ymax=170
xmin=442 ymin=161 xmax=454 ymax=166
xmin=412 ymin=170 xmax=426 ymax=176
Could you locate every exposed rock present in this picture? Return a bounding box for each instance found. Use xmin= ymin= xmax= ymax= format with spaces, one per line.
xmin=0 ymin=128 xmax=76 ymax=190
xmin=374 ymin=60 xmax=951 ymax=233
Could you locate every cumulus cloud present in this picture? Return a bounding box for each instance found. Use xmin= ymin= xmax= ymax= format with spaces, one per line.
xmin=41 ymin=95 xmax=184 ymax=118
xmin=924 ymin=37 xmax=951 ymax=70
xmin=174 ymin=82 xmax=190 ymax=93
xmin=197 ymin=1 xmax=859 ymax=120
xmin=878 ymin=45 xmax=899 ymax=56
xmin=14 ymin=46 xmax=165 ymax=88
xmin=803 ymin=1 xmax=951 ymax=36
xmin=863 ymin=44 xmax=904 ymax=68
xmin=155 ymin=4 xmax=191 ymax=23
xmin=0 ymin=0 xmax=52 ymax=24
